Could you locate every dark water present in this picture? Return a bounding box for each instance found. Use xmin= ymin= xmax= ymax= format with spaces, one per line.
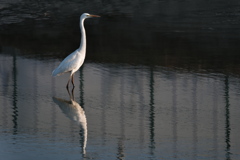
xmin=1 ymin=0 xmax=240 ymax=159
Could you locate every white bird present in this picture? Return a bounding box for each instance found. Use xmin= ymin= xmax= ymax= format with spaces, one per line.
xmin=52 ymin=13 xmax=100 ymax=89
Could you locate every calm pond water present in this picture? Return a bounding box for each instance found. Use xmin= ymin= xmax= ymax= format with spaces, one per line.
xmin=1 ymin=0 xmax=240 ymax=160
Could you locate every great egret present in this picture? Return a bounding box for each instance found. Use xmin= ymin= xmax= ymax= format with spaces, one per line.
xmin=52 ymin=13 xmax=100 ymax=89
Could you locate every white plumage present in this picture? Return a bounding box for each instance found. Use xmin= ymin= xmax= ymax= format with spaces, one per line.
xmin=52 ymin=13 xmax=100 ymax=88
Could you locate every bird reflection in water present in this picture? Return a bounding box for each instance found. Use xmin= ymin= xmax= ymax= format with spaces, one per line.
xmin=52 ymin=88 xmax=87 ymax=156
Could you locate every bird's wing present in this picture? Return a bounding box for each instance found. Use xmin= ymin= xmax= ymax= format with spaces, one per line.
xmin=52 ymin=50 xmax=79 ymax=76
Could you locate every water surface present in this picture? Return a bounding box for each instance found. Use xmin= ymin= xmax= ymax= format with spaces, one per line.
xmin=1 ymin=0 xmax=240 ymax=159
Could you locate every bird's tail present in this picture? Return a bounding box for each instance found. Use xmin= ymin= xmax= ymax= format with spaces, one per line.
xmin=52 ymin=67 xmax=65 ymax=77
xmin=52 ymin=69 xmax=59 ymax=77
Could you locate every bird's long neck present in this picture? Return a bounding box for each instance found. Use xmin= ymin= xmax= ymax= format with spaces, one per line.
xmin=78 ymin=19 xmax=86 ymax=53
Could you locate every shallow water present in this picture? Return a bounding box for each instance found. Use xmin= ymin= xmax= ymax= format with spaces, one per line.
xmin=1 ymin=0 xmax=240 ymax=160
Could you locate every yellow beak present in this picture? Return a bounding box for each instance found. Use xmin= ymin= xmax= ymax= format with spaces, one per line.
xmin=89 ymin=14 xmax=100 ymax=18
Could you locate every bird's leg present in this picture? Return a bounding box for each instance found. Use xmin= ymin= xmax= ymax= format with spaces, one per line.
xmin=66 ymin=76 xmax=71 ymax=89
xmin=66 ymin=80 xmax=70 ymax=90
xmin=71 ymin=74 xmax=75 ymax=88
xmin=71 ymin=87 xmax=75 ymax=100
xmin=67 ymin=85 xmax=71 ymax=96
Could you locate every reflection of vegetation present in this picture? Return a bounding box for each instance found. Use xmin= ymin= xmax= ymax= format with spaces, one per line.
xmin=149 ymin=67 xmax=155 ymax=155
xmin=1 ymin=29 xmax=240 ymax=76
xmin=12 ymin=51 xmax=18 ymax=135
xmin=1 ymin=0 xmax=240 ymax=75
xmin=224 ymin=75 xmax=231 ymax=160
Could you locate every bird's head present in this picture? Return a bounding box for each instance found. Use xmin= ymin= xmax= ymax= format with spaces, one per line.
xmin=81 ymin=13 xmax=100 ymax=20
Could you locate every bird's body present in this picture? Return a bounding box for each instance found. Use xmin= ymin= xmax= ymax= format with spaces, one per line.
xmin=52 ymin=13 xmax=100 ymax=88
xmin=52 ymin=49 xmax=86 ymax=77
